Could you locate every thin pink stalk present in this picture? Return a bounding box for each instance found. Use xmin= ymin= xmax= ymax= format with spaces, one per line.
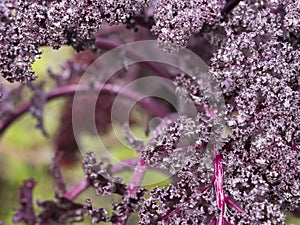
xmin=63 ymin=158 xmax=143 ymax=201
xmin=64 ymin=177 xmax=90 ymax=200
xmin=157 ymin=180 xmax=214 ymax=224
xmin=214 ymin=154 xmax=225 ymax=225
xmin=207 ymin=216 xmax=217 ymax=225
xmin=158 ymin=145 xmax=194 ymax=154
xmin=110 ymin=158 xmax=140 ymax=174
xmin=128 ymin=158 xmax=147 ymax=197
xmin=225 ymin=197 xmax=243 ymax=214
xmin=213 ymin=154 xmax=244 ymax=225
xmin=199 ymin=179 xmax=214 ymax=194
xmin=114 ymin=158 xmax=147 ymax=225
xmin=153 ymin=153 xmax=243 ymax=225
xmin=160 ymin=207 xmax=181 ymax=222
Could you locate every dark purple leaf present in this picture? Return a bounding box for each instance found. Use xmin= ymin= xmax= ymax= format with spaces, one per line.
xmin=13 ymin=179 xmax=37 ymax=225
xmin=37 ymin=194 xmax=84 ymax=224
xmin=50 ymin=151 xmax=66 ymax=194
xmin=28 ymin=82 xmax=48 ymax=137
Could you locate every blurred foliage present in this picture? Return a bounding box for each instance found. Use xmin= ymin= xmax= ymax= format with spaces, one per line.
xmin=0 ymin=46 xmax=74 ymax=224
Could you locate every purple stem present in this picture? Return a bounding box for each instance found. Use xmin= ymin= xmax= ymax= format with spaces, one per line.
xmin=160 ymin=208 xmax=181 ymax=222
xmin=207 ymin=217 xmax=217 ymax=225
xmin=157 ymin=180 xmax=214 ymax=224
xmin=96 ymin=24 xmax=126 ymax=36
xmin=111 ymin=158 xmax=172 ymax=178
xmin=115 ymin=158 xmax=147 ymax=225
xmin=214 ymin=154 xmax=225 ymax=225
xmin=225 ymin=197 xmax=243 ymax=214
xmin=63 ymin=158 xmax=147 ymax=201
xmin=110 ymin=158 xmax=140 ymax=174
xmin=128 ymin=158 xmax=146 ymax=197
xmin=64 ymin=177 xmax=90 ymax=200
xmin=0 ymin=83 xmax=171 ymax=137
xmin=153 ymin=154 xmax=243 ymax=225
xmin=213 ymin=154 xmax=244 ymax=225
xmin=199 ymin=178 xmax=214 ymax=194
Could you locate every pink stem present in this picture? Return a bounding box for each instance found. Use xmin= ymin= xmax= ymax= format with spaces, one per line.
xmin=207 ymin=216 xmax=217 ymax=225
xmin=110 ymin=158 xmax=140 ymax=174
xmin=153 ymin=154 xmax=243 ymax=225
xmin=114 ymin=158 xmax=147 ymax=225
xmin=199 ymin=179 xmax=214 ymax=194
xmin=0 ymin=83 xmax=170 ymax=136
xmin=63 ymin=158 xmax=144 ymax=201
xmin=96 ymin=24 xmax=126 ymax=36
xmin=64 ymin=177 xmax=90 ymax=200
xmin=160 ymin=208 xmax=181 ymax=222
xmin=225 ymin=197 xmax=243 ymax=214
xmin=128 ymin=158 xmax=146 ymax=197
xmin=213 ymin=154 xmax=244 ymax=225
xmin=214 ymin=154 xmax=225 ymax=225
xmin=157 ymin=180 xmax=214 ymax=224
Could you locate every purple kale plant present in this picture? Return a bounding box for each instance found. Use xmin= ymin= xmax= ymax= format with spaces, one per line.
xmin=0 ymin=0 xmax=299 ymax=225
